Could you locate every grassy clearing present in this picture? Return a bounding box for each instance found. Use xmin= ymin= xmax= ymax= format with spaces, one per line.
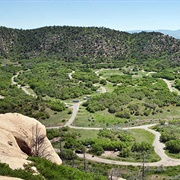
xmin=128 ymin=129 xmax=154 ymax=144
xmin=128 ymin=129 xmax=160 ymax=162
xmin=75 ymin=104 xmax=180 ymax=128
xmin=104 ymin=83 xmax=116 ymax=92
xmin=99 ymin=68 xmax=122 ymax=78
xmin=103 ymin=151 xmax=160 ymax=163
xmin=68 ymin=128 xmax=98 ymax=140
xmin=40 ymin=108 xmax=72 ymax=127
xmin=74 ymin=106 xmax=126 ymax=128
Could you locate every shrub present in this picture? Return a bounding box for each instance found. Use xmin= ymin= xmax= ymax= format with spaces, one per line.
xmin=166 ymin=140 xmax=180 ymax=153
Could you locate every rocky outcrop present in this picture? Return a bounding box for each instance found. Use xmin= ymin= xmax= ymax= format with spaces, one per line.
xmin=0 ymin=176 xmax=24 ymax=180
xmin=0 ymin=113 xmax=62 ymax=169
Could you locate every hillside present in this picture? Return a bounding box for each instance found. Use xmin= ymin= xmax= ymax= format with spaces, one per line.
xmin=0 ymin=26 xmax=180 ymax=65
xmin=128 ymin=29 xmax=180 ymax=39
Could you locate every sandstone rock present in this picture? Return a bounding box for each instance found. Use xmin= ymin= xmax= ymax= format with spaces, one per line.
xmin=0 ymin=113 xmax=62 ymax=169
xmin=0 ymin=176 xmax=24 ymax=180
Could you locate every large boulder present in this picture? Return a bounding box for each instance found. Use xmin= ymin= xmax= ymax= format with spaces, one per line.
xmin=0 ymin=113 xmax=62 ymax=169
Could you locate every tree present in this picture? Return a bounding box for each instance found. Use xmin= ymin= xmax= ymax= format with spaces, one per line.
xmin=31 ymin=123 xmax=50 ymax=158
xmin=91 ymin=144 xmax=104 ymax=156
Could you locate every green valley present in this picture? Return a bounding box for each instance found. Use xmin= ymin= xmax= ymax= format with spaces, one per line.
xmin=1 ymin=26 xmax=180 ymax=179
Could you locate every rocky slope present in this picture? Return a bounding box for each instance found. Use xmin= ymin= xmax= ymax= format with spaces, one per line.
xmin=0 ymin=113 xmax=62 ymax=169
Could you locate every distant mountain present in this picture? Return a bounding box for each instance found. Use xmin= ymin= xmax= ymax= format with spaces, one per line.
xmin=128 ymin=30 xmax=180 ymax=39
xmin=0 ymin=26 xmax=180 ymax=65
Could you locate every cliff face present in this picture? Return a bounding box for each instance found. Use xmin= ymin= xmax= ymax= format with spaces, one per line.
xmin=0 ymin=113 xmax=62 ymax=169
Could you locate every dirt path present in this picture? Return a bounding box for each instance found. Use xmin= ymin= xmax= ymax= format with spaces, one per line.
xmin=12 ymin=68 xmax=180 ymax=166
xmin=145 ymin=71 xmax=156 ymax=76
xmin=65 ymin=102 xmax=82 ymax=127
xmin=68 ymin=70 xmax=75 ymax=79
xmin=163 ymin=79 xmax=180 ymax=95
xmin=11 ymin=71 xmax=21 ymax=87
xmin=11 ymin=71 xmax=37 ymax=98
xmin=48 ymin=100 xmax=180 ymax=166
xmin=77 ymin=123 xmax=180 ymax=166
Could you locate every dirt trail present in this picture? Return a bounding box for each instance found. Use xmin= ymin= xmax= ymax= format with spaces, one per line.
xmin=163 ymin=79 xmax=180 ymax=95
xmin=68 ymin=70 xmax=75 ymax=79
xmin=12 ymin=69 xmax=180 ymax=167
xmin=48 ymin=100 xmax=180 ymax=167
xmin=11 ymin=71 xmax=37 ymax=98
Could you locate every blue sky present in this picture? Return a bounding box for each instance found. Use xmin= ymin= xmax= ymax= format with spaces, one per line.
xmin=0 ymin=0 xmax=180 ymax=31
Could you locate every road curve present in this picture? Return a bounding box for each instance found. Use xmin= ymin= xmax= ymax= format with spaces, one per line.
xmin=48 ymin=100 xmax=180 ymax=166
xmin=11 ymin=69 xmax=180 ymax=166
xmin=76 ymin=123 xmax=180 ymax=166
xmin=65 ymin=102 xmax=82 ymax=127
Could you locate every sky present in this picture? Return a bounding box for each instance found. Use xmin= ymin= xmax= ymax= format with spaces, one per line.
xmin=0 ymin=0 xmax=180 ymax=31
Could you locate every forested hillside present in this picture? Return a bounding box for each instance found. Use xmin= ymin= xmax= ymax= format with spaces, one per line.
xmin=0 ymin=26 xmax=180 ymax=65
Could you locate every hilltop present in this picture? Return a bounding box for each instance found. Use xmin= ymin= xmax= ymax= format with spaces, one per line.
xmin=128 ymin=29 xmax=180 ymax=39
xmin=0 ymin=26 xmax=180 ymax=65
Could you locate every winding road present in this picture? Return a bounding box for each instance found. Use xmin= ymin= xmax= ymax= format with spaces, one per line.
xmin=12 ymin=69 xmax=180 ymax=166
xmin=48 ymin=98 xmax=180 ymax=167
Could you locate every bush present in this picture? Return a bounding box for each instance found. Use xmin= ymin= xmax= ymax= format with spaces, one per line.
xmin=0 ymin=162 xmax=43 ymax=180
xmin=115 ymin=109 xmax=131 ymax=119
xmin=119 ymin=148 xmax=131 ymax=157
xmin=132 ymin=142 xmax=152 ymax=152
xmin=166 ymin=140 xmax=180 ymax=153
xmin=100 ymin=79 xmax=107 ymax=85
xmin=60 ymin=149 xmax=77 ymax=160
xmin=91 ymin=144 xmax=104 ymax=156
xmin=47 ymin=129 xmax=59 ymax=140
xmin=46 ymin=100 xmax=66 ymax=112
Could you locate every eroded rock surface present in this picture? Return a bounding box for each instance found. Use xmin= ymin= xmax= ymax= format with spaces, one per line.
xmin=0 ymin=113 xmax=62 ymax=169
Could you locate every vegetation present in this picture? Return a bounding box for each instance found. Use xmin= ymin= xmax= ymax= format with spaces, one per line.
xmin=153 ymin=119 xmax=180 ymax=158
xmin=49 ymin=127 xmax=158 ymax=162
xmin=0 ymin=65 xmax=49 ymax=119
xmin=1 ymin=25 xmax=180 ymax=179
xmin=83 ymin=74 xmax=180 ymax=121
xmin=0 ymin=161 xmax=43 ymax=180
xmin=0 ymin=26 xmax=180 ymax=66
xmin=1 ymin=157 xmax=180 ymax=180
xmin=0 ymin=157 xmax=106 ymax=180
xmin=16 ymin=61 xmax=98 ymax=100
